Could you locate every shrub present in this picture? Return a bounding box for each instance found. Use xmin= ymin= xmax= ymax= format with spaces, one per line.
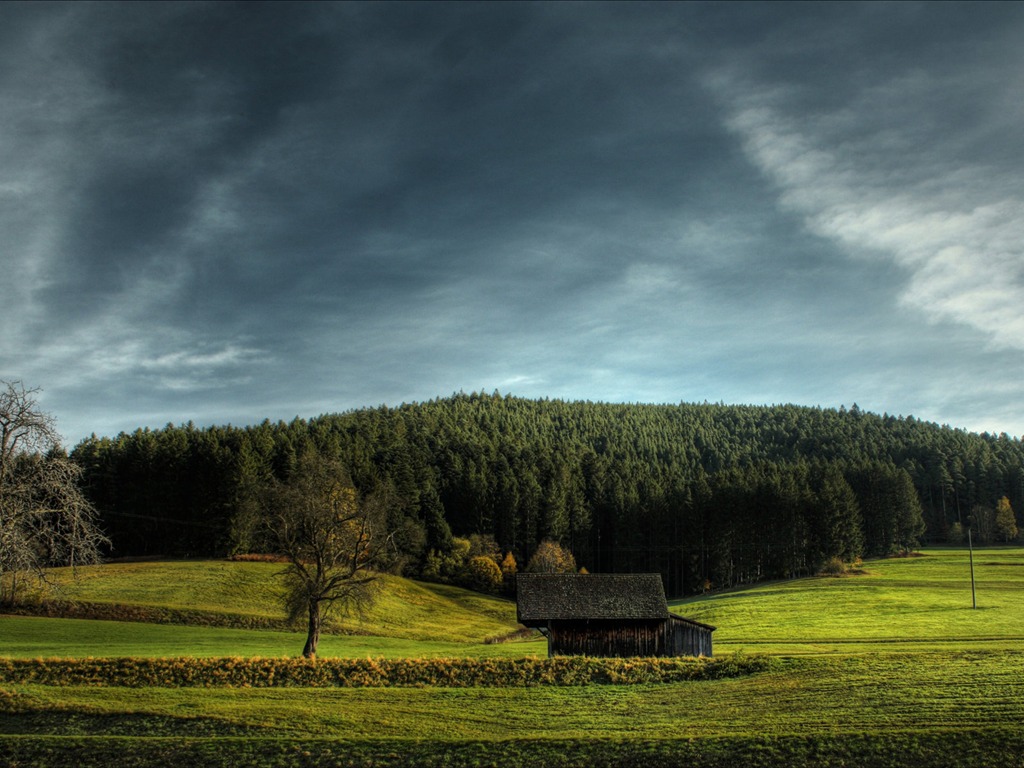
xmin=463 ymin=556 xmax=503 ymax=594
xmin=947 ymin=522 xmax=965 ymax=544
xmin=227 ymin=553 xmax=289 ymax=563
xmin=421 ymin=549 xmax=445 ymax=582
xmin=818 ymin=557 xmax=847 ymax=577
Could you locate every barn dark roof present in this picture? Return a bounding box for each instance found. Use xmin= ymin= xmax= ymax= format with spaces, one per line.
xmin=516 ymin=573 xmax=670 ymax=624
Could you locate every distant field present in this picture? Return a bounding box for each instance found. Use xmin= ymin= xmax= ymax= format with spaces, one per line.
xmin=3 ymin=549 xmax=1024 ymax=766
xmin=674 ymin=547 xmax=1024 ymax=654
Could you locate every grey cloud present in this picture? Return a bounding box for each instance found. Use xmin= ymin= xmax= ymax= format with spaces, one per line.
xmin=7 ymin=2 xmax=1024 ymax=441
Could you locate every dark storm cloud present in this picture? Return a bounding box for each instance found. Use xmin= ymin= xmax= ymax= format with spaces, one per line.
xmin=5 ymin=2 xmax=1024 ymax=440
xmin=36 ymin=3 xmax=343 ymax=312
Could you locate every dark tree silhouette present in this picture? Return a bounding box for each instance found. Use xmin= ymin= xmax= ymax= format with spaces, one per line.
xmin=265 ymin=453 xmax=394 ymax=658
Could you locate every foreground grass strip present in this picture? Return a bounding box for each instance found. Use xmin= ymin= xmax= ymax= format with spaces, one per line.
xmin=3 ymin=731 xmax=1024 ymax=768
xmin=9 ymin=652 xmax=1019 ymax=741
xmin=0 ymin=655 xmax=769 ymax=688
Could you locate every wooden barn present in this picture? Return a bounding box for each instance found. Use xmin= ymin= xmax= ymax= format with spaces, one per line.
xmin=516 ymin=573 xmax=715 ymax=658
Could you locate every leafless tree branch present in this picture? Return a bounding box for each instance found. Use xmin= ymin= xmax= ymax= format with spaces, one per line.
xmin=0 ymin=381 xmax=109 ymax=604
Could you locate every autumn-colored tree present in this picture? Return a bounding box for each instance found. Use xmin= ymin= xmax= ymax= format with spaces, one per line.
xmin=995 ymin=496 xmax=1018 ymax=542
xmin=499 ymin=551 xmax=517 ymax=594
xmin=525 ymin=539 xmax=576 ymax=573
xmin=464 ymin=555 xmax=503 ymax=593
xmin=467 ymin=533 xmax=501 ymax=562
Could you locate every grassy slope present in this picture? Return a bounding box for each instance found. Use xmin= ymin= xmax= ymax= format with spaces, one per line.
xmin=3 ymin=560 xmax=547 ymax=658
xmin=4 ymin=549 xmax=1024 ymax=766
xmin=37 ymin=560 xmax=522 ymax=642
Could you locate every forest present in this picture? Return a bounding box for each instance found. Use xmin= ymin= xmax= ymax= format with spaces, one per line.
xmin=70 ymin=393 xmax=1024 ymax=596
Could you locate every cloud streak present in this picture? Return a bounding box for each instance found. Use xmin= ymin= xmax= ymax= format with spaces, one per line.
xmin=717 ymin=62 xmax=1024 ymax=352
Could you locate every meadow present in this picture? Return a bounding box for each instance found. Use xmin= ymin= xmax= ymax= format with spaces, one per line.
xmin=2 ymin=548 xmax=1024 ymax=766
xmin=676 ymin=547 xmax=1024 ymax=653
xmin=3 ymin=560 xmax=541 ymax=659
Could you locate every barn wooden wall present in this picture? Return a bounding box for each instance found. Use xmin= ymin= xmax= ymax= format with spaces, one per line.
xmin=667 ymin=617 xmax=713 ymax=657
xmin=547 ymin=618 xmax=713 ymax=658
xmin=549 ymin=620 xmax=666 ymax=657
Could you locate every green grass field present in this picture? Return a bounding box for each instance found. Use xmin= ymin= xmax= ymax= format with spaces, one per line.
xmin=0 ymin=615 xmax=545 ymax=659
xmin=675 ymin=547 xmax=1024 ymax=654
xmin=33 ymin=559 xmax=527 ymax=640
xmin=3 ymin=549 xmax=1024 ymax=767
xmin=3 ymin=559 xmax=546 ymax=659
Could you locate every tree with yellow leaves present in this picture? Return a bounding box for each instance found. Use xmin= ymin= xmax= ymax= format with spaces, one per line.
xmin=995 ymin=496 xmax=1018 ymax=543
xmin=525 ymin=539 xmax=576 ymax=574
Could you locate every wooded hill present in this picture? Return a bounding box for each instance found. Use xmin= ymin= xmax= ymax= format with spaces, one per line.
xmin=70 ymin=393 xmax=1024 ymax=596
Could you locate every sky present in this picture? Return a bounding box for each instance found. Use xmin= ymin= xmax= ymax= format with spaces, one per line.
xmin=5 ymin=1 xmax=1024 ymax=444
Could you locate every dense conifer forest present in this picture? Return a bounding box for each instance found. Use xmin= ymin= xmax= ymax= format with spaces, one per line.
xmin=70 ymin=394 xmax=1024 ymax=596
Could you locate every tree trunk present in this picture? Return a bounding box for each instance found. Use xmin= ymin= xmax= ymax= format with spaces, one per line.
xmin=302 ymin=601 xmax=321 ymax=659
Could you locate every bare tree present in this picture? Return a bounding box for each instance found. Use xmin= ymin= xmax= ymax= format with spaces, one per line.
xmin=0 ymin=381 xmax=109 ymax=603
xmin=265 ymin=453 xmax=395 ymax=659
xmin=0 ymin=381 xmax=59 ymax=478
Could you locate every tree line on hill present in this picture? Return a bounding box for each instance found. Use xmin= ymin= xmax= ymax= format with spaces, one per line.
xmin=70 ymin=393 xmax=1024 ymax=596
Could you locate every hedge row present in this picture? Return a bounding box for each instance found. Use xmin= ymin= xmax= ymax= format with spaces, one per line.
xmin=0 ymin=654 xmax=773 ymax=688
